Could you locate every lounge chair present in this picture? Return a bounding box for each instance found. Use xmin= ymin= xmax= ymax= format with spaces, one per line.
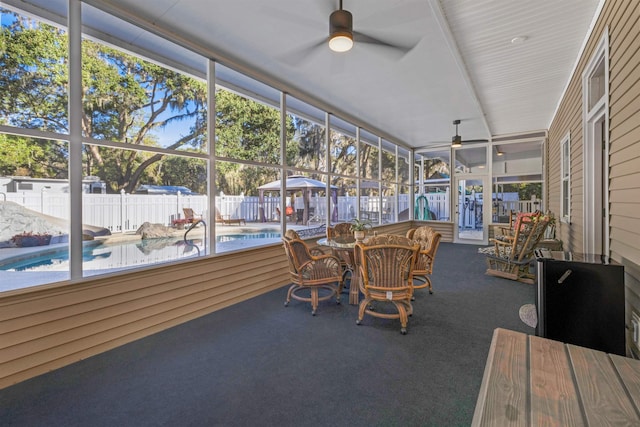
xmin=215 ymin=209 xmax=246 ymax=226
xmin=183 ymin=208 xmax=202 ymax=224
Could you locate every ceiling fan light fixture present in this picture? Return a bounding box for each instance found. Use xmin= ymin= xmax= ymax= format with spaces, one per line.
xmin=451 ymin=119 xmax=462 ymax=148
xmin=329 ymin=7 xmax=353 ymax=52
xmin=329 ymin=33 xmax=353 ymax=52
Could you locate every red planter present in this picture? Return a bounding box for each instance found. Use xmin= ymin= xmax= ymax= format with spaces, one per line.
xmin=12 ymin=234 xmax=52 ymax=247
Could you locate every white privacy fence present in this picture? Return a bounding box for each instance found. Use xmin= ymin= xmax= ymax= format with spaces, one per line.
xmin=3 ymin=190 xmax=537 ymax=233
xmin=5 ymin=191 xmax=209 ymax=233
xmin=4 ymin=191 xmax=419 ymax=232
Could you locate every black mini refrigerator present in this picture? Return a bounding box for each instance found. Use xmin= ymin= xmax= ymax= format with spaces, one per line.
xmin=535 ymin=250 xmax=625 ymax=356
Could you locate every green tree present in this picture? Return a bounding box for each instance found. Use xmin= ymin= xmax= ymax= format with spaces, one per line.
xmin=328 ymin=130 xmax=357 ymax=178
xmin=215 ymin=89 xmax=297 ymax=195
xmin=0 ymin=134 xmax=67 ymax=178
xmin=157 ymin=155 xmax=207 ymax=194
xmin=1 ymin=12 xmax=208 ymax=193
xmin=291 ymin=116 xmax=326 ymax=171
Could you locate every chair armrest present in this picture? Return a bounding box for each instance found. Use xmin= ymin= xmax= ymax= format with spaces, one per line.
xmin=498 ymin=225 xmax=513 ymax=235
xmin=489 ymin=238 xmax=513 ymax=258
xmin=310 ymin=247 xmax=329 ymax=256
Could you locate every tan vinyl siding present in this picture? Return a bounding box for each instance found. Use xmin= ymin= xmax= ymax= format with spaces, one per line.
xmin=411 ymin=221 xmax=454 ymax=242
xmin=0 ymin=244 xmax=290 ymax=388
xmin=548 ymin=0 xmax=640 ymax=353
xmin=608 ymin=0 xmax=640 ymax=329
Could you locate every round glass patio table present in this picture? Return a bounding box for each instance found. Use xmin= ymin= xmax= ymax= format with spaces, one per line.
xmin=317 ymin=236 xmax=360 ymax=305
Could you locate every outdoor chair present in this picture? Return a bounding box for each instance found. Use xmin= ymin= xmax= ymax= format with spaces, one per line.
xmin=498 ymin=209 xmax=518 ymax=238
xmin=327 ymin=222 xmax=352 ymax=240
xmin=485 ymin=213 xmax=550 ymax=284
xmin=276 ymin=206 xmax=294 ymax=221
xmin=183 ymin=207 xmax=202 ymax=224
xmin=496 ymin=210 xmax=540 ymax=242
xmin=282 ymin=229 xmax=343 ymax=315
xmin=406 ymin=226 xmax=441 ymax=295
xmin=215 ymin=208 xmax=246 ymax=226
xmin=327 ymin=222 xmax=356 ymax=282
xmin=355 ymin=234 xmax=419 ymax=334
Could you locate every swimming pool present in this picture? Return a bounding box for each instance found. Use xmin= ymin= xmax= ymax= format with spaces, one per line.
xmin=217 ymin=232 xmax=280 ymax=242
xmin=1 ymin=232 xmax=282 ymax=271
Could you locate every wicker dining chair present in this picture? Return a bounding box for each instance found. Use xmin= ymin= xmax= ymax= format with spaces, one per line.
xmin=325 ymin=222 xmax=357 ymax=289
xmin=282 ymin=229 xmax=343 ymax=315
xmin=355 ymin=234 xmax=419 ymax=334
xmin=406 ymin=226 xmax=441 ymax=295
xmin=327 ymin=222 xmax=352 ymax=240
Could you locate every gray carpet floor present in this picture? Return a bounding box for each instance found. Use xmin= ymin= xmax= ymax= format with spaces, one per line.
xmin=0 ymin=242 xmax=535 ymax=427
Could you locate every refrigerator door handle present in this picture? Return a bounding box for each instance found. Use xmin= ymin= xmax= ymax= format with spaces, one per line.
xmin=557 ymin=269 xmax=572 ymax=284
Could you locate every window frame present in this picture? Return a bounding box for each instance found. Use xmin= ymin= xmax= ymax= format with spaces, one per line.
xmin=560 ymin=132 xmax=571 ymax=224
xmin=0 ymin=2 xmax=413 ymax=293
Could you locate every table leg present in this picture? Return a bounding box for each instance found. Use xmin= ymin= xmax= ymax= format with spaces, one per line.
xmin=349 ymin=271 xmax=360 ymax=305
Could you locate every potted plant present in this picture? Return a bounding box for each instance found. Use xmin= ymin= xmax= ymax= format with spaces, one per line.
xmin=350 ymin=218 xmax=372 ymax=241
xmin=11 ymin=232 xmax=52 ymax=247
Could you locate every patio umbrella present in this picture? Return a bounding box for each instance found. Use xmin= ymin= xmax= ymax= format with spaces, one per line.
xmin=258 ymin=175 xmax=338 ymax=223
xmin=257 ymin=175 xmax=338 ymax=191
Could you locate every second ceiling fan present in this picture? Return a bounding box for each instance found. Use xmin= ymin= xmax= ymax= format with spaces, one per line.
xmin=451 ymin=119 xmax=488 ymax=147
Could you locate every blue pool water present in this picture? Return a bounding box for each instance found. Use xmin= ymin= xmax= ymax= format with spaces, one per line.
xmin=0 ymin=232 xmax=281 ymax=273
xmin=217 ymin=232 xmax=280 ymax=242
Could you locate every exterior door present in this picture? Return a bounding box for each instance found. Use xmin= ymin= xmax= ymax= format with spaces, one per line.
xmin=454 ymin=176 xmax=488 ymax=244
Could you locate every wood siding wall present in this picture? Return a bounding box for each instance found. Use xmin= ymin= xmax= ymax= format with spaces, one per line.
xmin=0 ymin=222 xmax=420 ymax=389
xmin=547 ymin=0 xmax=640 ymax=350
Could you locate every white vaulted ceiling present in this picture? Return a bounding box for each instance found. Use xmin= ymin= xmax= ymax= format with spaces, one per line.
xmin=5 ymin=0 xmax=603 ymax=148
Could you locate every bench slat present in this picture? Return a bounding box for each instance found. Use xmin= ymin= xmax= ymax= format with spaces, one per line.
xmin=568 ymin=344 xmax=640 ymax=425
xmin=529 ymin=335 xmax=584 ymax=426
xmin=610 ymin=354 xmax=640 ymax=415
xmin=473 ymin=328 xmax=528 ymax=427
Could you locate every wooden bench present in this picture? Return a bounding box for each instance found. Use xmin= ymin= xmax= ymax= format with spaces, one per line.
xmin=473 ymin=328 xmax=640 ymax=426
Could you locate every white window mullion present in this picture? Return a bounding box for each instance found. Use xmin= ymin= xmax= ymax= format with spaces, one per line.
xmin=68 ymin=0 xmax=83 ymax=279
xmin=560 ymin=132 xmax=571 ymax=224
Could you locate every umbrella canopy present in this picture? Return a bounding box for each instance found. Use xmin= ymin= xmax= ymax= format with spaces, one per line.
xmin=258 ymin=175 xmax=337 ymax=223
xmin=258 ymin=175 xmax=337 ymax=191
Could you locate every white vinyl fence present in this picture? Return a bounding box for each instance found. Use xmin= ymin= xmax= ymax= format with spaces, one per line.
xmin=3 ymin=189 xmax=540 ymax=233
xmin=4 ymin=191 xmax=420 ymax=232
xmin=5 ymin=191 xmax=208 ymax=233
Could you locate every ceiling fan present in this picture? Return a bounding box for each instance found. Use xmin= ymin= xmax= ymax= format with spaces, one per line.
xmin=451 ymin=119 xmax=488 ymax=148
xmin=280 ymin=0 xmax=418 ymax=64
xmin=328 ymin=0 xmax=414 ymax=54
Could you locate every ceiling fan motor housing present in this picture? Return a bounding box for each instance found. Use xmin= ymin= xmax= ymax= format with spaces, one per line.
xmin=452 ymin=119 xmax=462 ymax=145
xmin=330 ymin=9 xmax=353 ymax=39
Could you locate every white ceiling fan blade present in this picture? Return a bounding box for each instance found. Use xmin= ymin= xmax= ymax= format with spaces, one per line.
xmin=352 ymin=31 xmax=417 ymax=59
xmin=278 ymin=38 xmax=327 ymax=66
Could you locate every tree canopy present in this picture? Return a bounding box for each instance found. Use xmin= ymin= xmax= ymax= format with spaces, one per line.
xmin=1 ymin=9 xmax=396 ymax=196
